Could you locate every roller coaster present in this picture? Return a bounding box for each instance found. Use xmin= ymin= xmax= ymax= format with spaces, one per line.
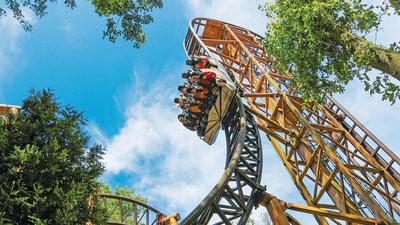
xmin=2 ymin=18 xmax=400 ymax=225
xmin=100 ymin=18 xmax=400 ymax=225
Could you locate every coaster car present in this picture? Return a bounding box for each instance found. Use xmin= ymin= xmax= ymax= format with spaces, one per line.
xmin=177 ymin=56 xmax=237 ymax=145
xmin=200 ymin=65 xmax=236 ymax=145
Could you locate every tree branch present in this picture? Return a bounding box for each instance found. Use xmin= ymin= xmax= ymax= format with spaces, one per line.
xmin=388 ymin=0 xmax=400 ymax=14
xmin=339 ymin=30 xmax=400 ymax=81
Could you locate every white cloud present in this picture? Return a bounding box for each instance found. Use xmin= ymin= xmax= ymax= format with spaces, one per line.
xmin=0 ymin=9 xmax=35 ymax=80
xmin=183 ymin=0 xmax=268 ymax=34
xmin=92 ymin=71 xmax=228 ymax=214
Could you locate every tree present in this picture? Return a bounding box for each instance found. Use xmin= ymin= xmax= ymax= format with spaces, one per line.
xmin=0 ymin=0 xmax=163 ymax=48
xmin=261 ymin=211 xmax=272 ymax=225
xmin=100 ymin=184 xmax=148 ymax=224
xmin=0 ymin=90 xmax=107 ymax=224
xmin=261 ymin=0 xmax=400 ymax=104
xmin=246 ymin=217 xmax=256 ymax=225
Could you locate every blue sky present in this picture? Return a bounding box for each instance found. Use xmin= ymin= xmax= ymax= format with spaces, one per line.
xmin=0 ymin=0 xmax=187 ymax=135
xmin=0 ymin=0 xmax=399 ymax=224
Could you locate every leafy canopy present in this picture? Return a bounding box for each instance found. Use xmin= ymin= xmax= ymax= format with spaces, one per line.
xmin=261 ymin=0 xmax=400 ymax=104
xmin=0 ymin=90 xmax=106 ymax=224
xmin=0 ymin=0 xmax=163 ymax=48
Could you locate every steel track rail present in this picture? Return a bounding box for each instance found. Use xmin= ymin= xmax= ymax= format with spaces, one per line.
xmin=98 ymin=194 xmax=164 ymax=225
xmin=180 ymin=19 xmax=264 ymax=225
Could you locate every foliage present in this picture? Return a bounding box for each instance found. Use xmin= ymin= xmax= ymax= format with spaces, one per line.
xmin=0 ymin=90 xmax=107 ymax=224
xmin=261 ymin=211 xmax=272 ymax=225
xmin=100 ymin=184 xmax=148 ymax=224
xmin=388 ymin=0 xmax=400 ymax=14
xmin=261 ymin=0 xmax=400 ymax=104
xmin=0 ymin=0 xmax=163 ymax=48
xmin=246 ymin=217 xmax=256 ymax=225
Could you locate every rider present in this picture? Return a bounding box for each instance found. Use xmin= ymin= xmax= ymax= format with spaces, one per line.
xmin=177 ymin=114 xmax=197 ymax=131
xmin=198 ymin=71 xmax=217 ymax=86
xmin=185 ymin=70 xmax=216 ymax=87
xmin=186 ymin=56 xmax=218 ymax=69
xmin=174 ymin=96 xmax=188 ymax=109
xmin=178 ymin=84 xmax=193 ymax=97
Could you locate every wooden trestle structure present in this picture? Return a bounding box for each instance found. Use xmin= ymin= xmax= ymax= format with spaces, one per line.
xmin=184 ymin=18 xmax=400 ymax=224
xmin=1 ymin=17 xmax=399 ymax=225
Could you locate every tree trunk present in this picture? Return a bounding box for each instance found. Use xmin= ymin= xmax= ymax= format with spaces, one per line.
xmin=339 ymin=30 xmax=400 ymax=81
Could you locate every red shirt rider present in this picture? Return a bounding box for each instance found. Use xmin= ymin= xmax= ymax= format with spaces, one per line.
xmin=195 ymin=58 xmax=209 ymax=69
xmin=198 ymin=71 xmax=216 ymax=86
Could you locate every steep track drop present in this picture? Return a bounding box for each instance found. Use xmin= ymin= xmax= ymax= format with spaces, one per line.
xmin=180 ymin=18 xmax=264 ymax=225
xmin=180 ymin=97 xmax=263 ymax=225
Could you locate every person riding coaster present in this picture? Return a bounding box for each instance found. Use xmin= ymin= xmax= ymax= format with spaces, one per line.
xmin=174 ymin=96 xmax=186 ymax=109
xmin=185 ymin=56 xmax=218 ymax=70
xmin=183 ymin=68 xmax=227 ymax=89
xmin=175 ymin=89 xmax=212 ymax=110
xmin=177 ymin=56 xmax=236 ymax=141
xmin=177 ymin=114 xmax=198 ymax=131
xmin=174 ymin=74 xmax=220 ymax=134
xmin=182 ymin=70 xmax=216 ymax=87
xmin=178 ymin=113 xmax=207 ymax=137
xmin=178 ymin=83 xmax=193 ymax=96
xmin=174 ymin=90 xmax=213 ymax=137
xmin=180 ymin=72 xmax=218 ymax=106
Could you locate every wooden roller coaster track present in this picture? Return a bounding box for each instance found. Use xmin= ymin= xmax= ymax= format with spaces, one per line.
xmin=182 ymin=18 xmax=400 ymax=225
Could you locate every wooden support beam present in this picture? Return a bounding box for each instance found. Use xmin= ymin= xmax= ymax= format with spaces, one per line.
xmin=254 ymin=191 xmax=290 ymax=225
xmin=283 ymin=202 xmax=383 ymax=225
xmin=157 ymin=213 xmax=180 ymax=225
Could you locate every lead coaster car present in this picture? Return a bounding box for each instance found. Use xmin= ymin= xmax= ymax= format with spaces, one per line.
xmin=200 ymin=65 xmax=237 ymax=145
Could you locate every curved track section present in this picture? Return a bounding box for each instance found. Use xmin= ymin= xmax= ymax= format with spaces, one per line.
xmin=98 ymin=194 xmax=164 ymax=225
xmin=180 ymin=20 xmax=263 ymax=225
